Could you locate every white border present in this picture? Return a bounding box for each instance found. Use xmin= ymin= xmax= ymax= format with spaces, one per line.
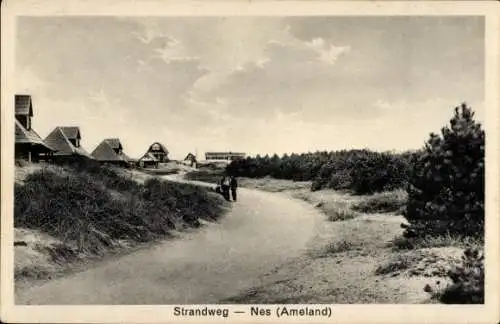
xmin=1 ymin=1 xmax=499 ymax=323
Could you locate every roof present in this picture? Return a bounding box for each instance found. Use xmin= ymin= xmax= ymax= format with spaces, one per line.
xmin=147 ymin=142 xmax=169 ymax=154
xmin=15 ymin=95 xmax=33 ymax=116
xmin=184 ymin=152 xmax=196 ymax=160
xmin=44 ymin=127 xmax=93 ymax=158
xmin=91 ymin=138 xmax=129 ymax=162
xmin=104 ymin=138 xmax=123 ymax=150
xmin=139 ymin=152 xmax=159 ymax=162
xmin=15 ymin=119 xmax=55 ymax=151
xmin=59 ymin=127 xmax=81 ymax=140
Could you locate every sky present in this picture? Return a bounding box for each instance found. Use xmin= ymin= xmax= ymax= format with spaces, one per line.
xmin=15 ymin=16 xmax=484 ymax=160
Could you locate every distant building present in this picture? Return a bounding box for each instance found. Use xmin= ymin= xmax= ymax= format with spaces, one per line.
xmin=44 ymin=126 xmax=94 ymax=161
xmin=138 ymin=152 xmax=159 ymax=169
xmin=204 ymin=152 xmax=246 ymax=161
xmin=183 ymin=152 xmax=197 ymax=167
xmin=144 ymin=142 xmax=169 ymax=162
xmin=14 ymin=94 xmax=56 ymax=162
xmin=91 ymin=138 xmax=131 ymax=167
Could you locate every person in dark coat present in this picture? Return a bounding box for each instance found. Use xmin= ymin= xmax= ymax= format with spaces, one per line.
xmin=230 ymin=176 xmax=238 ymax=202
xmin=220 ymin=175 xmax=231 ymax=201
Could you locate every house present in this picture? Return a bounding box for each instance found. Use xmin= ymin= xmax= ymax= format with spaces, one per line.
xmin=138 ymin=152 xmax=159 ymax=169
xmin=183 ymin=152 xmax=197 ymax=168
xmin=144 ymin=142 xmax=169 ymax=163
xmin=205 ymin=152 xmax=246 ymax=162
xmin=44 ymin=126 xmax=94 ymax=162
xmin=14 ymin=94 xmax=56 ymax=162
xmin=91 ymin=138 xmax=131 ymax=167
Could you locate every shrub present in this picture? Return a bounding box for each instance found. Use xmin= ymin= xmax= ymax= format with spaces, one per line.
xmin=375 ymin=254 xmax=417 ymax=275
xmin=391 ymin=233 xmax=481 ymax=251
xmin=226 ymin=151 xmax=331 ymax=182
xmin=312 ymin=149 xmax=414 ymax=194
xmin=352 ymin=189 xmax=408 ymax=214
xmin=428 ymin=248 xmax=484 ymax=304
xmin=404 ymin=103 xmax=485 ymax=238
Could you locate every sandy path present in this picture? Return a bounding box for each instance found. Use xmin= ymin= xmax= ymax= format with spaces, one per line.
xmin=15 ymin=177 xmax=324 ymax=305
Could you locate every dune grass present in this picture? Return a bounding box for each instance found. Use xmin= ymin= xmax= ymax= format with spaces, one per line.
xmin=14 ymin=162 xmax=229 ymax=283
xmin=352 ymin=189 xmax=408 ymax=214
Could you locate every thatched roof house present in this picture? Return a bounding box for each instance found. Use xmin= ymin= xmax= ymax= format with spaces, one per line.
xmin=138 ymin=152 xmax=159 ymax=168
xmin=15 ymin=95 xmax=56 ymax=162
xmin=91 ymin=138 xmax=131 ymax=166
xmin=145 ymin=142 xmax=169 ymax=163
xmin=183 ymin=152 xmax=197 ymax=167
xmin=44 ymin=126 xmax=93 ymax=160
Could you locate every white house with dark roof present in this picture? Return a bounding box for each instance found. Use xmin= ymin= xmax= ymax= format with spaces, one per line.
xmin=14 ymin=94 xmax=56 ymax=162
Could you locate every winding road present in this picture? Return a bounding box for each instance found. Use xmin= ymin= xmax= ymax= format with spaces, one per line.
xmin=16 ymin=176 xmax=324 ymax=305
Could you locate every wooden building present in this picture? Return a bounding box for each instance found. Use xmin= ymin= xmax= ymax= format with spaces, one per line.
xmin=144 ymin=142 xmax=169 ymax=162
xmin=91 ymin=138 xmax=132 ymax=167
xmin=183 ymin=152 xmax=197 ymax=168
xmin=14 ymin=94 xmax=56 ymax=162
xmin=44 ymin=126 xmax=94 ymax=162
xmin=138 ymin=152 xmax=159 ymax=169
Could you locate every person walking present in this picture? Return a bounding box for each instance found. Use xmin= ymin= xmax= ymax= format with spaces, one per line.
xmin=230 ymin=175 xmax=238 ymax=202
xmin=220 ymin=175 xmax=231 ymax=201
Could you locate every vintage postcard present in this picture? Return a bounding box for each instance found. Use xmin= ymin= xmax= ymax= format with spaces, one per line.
xmin=1 ymin=0 xmax=499 ymax=323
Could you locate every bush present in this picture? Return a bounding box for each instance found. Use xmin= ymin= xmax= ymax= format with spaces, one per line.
xmin=312 ymin=149 xmax=415 ymax=194
xmin=226 ymin=151 xmax=331 ymax=182
xmin=428 ymin=248 xmax=484 ymax=304
xmin=225 ymin=150 xmax=416 ymax=195
xmin=404 ymin=103 xmax=485 ymax=238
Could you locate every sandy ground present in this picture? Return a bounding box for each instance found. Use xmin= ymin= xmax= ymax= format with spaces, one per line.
xmin=222 ymin=213 xmax=448 ymax=304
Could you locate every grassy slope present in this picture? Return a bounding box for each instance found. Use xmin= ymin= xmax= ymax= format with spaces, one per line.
xmin=217 ymin=176 xmax=469 ymax=304
xmin=14 ymin=163 xmax=229 ymax=289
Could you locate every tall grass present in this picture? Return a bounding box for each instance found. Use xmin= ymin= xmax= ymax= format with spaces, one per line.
xmin=15 ymin=164 xmax=227 ymax=254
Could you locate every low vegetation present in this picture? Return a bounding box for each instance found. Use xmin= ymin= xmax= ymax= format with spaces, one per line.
xmin=15 ymin=161 xmax=228 ymax=283
xmin=352 ymin=189 xmax=407 ymax=214
xmin=226 ymin=149 xmax=418 ymax=195
xmin=184 ymin=169 xmax=225 ymax=184
xmin=431 ymin=248 xmax=485 ymax=304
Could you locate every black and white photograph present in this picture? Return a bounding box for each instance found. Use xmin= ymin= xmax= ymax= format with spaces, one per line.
xmin=1 ymin=1 xmax=499 ymax=323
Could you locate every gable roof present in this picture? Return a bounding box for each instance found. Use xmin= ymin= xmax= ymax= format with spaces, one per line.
xmin=15 ymin=95 xmax=33 ymax=116
xmin=139 ymin=152 xmax=159 ymax=162
xmin=184 ymin=152 xmax=196 ymax=160
xmin=147 ymin=142 xmax=169 ymax=154
xmin=104 ymin=138 xmax=122 ymax=150
xmin=91 ymin=138 xmax=129 ymax=162
xmin=44 ymin=127 xmax=93 ymax=158
xmin=59 ymin=127 xmax=81 ymax=140
xmin=15 ymin=119 xmax=55 ymax=151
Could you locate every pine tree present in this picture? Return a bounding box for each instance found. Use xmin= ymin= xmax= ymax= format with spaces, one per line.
xmin=404 ymin=103 xmax=485 ymax=238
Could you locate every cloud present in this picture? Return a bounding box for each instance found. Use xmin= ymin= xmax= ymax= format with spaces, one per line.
xmin=15 ymin=16 xmax=484 ymax=158
xmin=305 ymin=37 xmax=351 ymax=64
